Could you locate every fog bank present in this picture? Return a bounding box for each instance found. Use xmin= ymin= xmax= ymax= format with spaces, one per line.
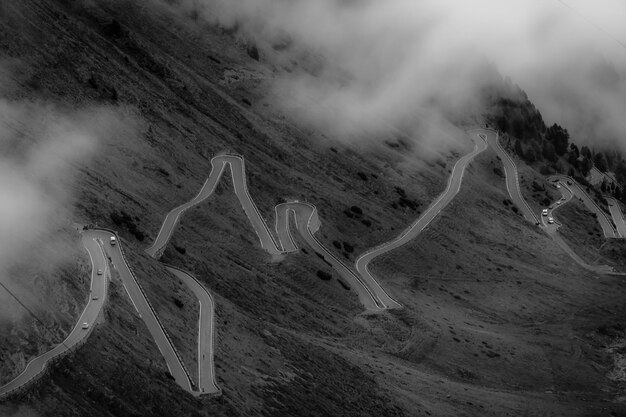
xmin=0 ymin=65 xmax=132 ymax=319
xmin=181 ymin=0 xmax=626 ymax=151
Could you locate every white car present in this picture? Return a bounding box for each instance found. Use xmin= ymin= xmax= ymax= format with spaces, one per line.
xmin=556 ymin=184 xmax=561 ymax=189
xmin=542 ymin=209 xmax=548 ymax=216
xmin=82 ymin=322 xmax=89 ymax=329
xmin=548 ymin=217 xmax=554 ymax=224
xmin=92 ymin=295 xmax=99 ymax=300
xmin=557 ymin=201 xmax=561 ymax=205
xmin=97 ymin=269 xmax=103 ymax=275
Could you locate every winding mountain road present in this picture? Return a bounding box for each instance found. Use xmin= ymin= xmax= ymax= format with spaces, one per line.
xmin=136 ymin=132 xmax=487 ymax=390
xmin=93 ymin=230 xmax=194 ymax=393
xmin=486 ymin=130 xmax=539 ymax=224
xmin=542 ymin=180 xmax=574 ymax=229
xmin=147 ymin=128 xmax=489 ymax=312
xmin=491 ymin=136 xmax=618 ymax=273
xmin=0 ymin=233 xmax=109 ymax=398
xmin=146 ymin=155 xmax=285 ymax=259
xmin=544 ymin=185 xmax=610 ymax=272
xmin=549 ymin=175 xmax=617 ymax=238
xmin=5 ymin=126 xmax=625 ymax=401
xmin=164 ymin=265 xmax=219 ymax=394
xmin=145 ymin=154 xmax=404 ymax=311
xmin=355 ymin=131 xmax=487 ymax=295
xmin=607 ymin=197 xmax=626 ymax=238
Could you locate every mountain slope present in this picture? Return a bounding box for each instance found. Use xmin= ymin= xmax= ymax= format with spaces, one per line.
xmin=1 ymin=1 xmax=625 ymax=416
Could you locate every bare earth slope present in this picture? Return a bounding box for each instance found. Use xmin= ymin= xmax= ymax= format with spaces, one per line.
xmin=1 ymin=1 xmax=626 ymax=416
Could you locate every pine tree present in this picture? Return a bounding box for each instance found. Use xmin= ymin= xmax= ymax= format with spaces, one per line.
xmin=542 ymin=140 xmax=557 ymax=162
xmin=594 ymin=152 xmax=608 ymax=172
xmin=525 ymin=147 xmax=537 ymax=163
xmin=546 ymin=123 xmax=569 ymax=155
xmin=570 ymin=143 xmax=580 ymax=158
xmin=581 ymin=157 xmax=593 ymax=176
xmin=581 ymin=146 xmax=592 ymax=159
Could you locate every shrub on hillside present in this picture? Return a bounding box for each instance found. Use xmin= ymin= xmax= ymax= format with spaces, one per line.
xmin=394 ymin=186 xmax=407 ymax=198
xmin=539 ymin=165 xmax=555 ymax=176
xmin=247 ymin=44 xmax=260 ymax=61
xmin=316 ymin=270 xmax=332 ymax=281
xmin=110 ymin=210 xmax=145 ymax=241
xmin=398 ymin=197 xmax=419 ymax=210
xmin=337 ymin=278 xmax=350 ymax=290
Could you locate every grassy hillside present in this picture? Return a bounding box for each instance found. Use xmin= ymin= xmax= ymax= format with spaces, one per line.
xmin=1 ymin=1 xmax=625 ymax=416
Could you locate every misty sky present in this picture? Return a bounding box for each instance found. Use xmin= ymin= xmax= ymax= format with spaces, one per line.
xmin=187 ymin=0 xmax=626 ymax=152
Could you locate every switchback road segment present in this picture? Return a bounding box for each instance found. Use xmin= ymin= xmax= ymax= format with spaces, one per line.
xmin=355 ymin=131 xmax=487 ymax=300
xmin=145 ymin=154 xmax=400 ymax=311
xmin=607 ymin=197 xmax=626 ymax=238
xmin=92 ymin=229 xmax=195 ymax=393
xmin=549 ymin=175 xmax=617 ymax=238
xmin=487 ymin=130 xmax=539 ymax=225
xmin=0 ymin=233 xmax=109 ymax=398
xmin=492 ymin=135 xmax=617 ymax=274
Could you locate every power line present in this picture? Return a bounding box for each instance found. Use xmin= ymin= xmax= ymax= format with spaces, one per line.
xmin=556 ymin=0 xmax=626 ymax=48
xmin=0 ymin=281 xmax=71 ymax=350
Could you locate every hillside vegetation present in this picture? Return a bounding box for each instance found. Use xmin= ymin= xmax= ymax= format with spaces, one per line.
xmin=482 ymin=74 xmax=626 ymax=205
xmin=0 ymin=1 xmax=625 ymax=416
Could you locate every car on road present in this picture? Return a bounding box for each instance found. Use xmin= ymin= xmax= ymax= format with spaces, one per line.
xmin=97 ymin=269 xmax=103 ymax=275
xmin=542 ymin=209 xmax=548 ymax=216
xmin=557 ymin=201 xmax=561 ymax=205
xmin=548 ymin=217 xmax=554 ymax=224
xmin=82 ymin=322 xmax=89 ymax=329
xmin=556 ymin=184 xmax=561 ymax=189
xmin=92 ymin=295 xmax=99 ymax=300
xmin=110 ymin=236 xmax=117 ymax=245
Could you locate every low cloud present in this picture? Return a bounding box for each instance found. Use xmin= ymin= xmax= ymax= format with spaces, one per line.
xmin=0 ymin=98 xmax=93 ymax=318
xmin=0 ymin=66 xmax=129 ymax=319
xmin=177 ymin=0 xmax=626 ymax=151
